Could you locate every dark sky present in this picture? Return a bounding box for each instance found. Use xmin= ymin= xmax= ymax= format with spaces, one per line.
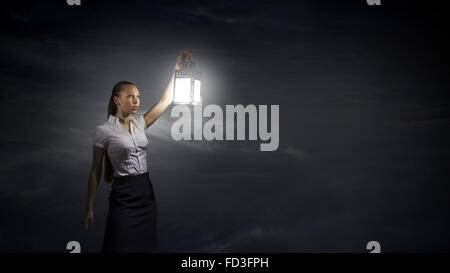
xmin=1 ymin=0 xmax=449 ymax=252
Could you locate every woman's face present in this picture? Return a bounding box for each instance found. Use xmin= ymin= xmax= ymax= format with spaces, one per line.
xmin=114 ymin=85 xmax=140 ymax=114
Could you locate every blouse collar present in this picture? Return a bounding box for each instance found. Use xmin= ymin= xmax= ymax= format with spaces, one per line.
xmin=107 ymin=115 xmax=135 ymax=132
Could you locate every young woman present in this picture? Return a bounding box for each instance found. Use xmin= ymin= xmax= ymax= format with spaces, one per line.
xmin=83 ymin=51 xmax=192 ymax=253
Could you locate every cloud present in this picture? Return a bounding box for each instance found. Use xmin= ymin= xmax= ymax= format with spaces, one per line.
xmin=203 ymin=226 xmax=303 ymax=252
xmin=280 ymin=146 xmax=308 ymax=160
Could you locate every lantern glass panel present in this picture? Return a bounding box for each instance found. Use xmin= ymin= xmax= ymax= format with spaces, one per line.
xmin=174 ymin=77 xmax=192 ymax=104
xmin=193 ymin=79 xmax=201 ymax=104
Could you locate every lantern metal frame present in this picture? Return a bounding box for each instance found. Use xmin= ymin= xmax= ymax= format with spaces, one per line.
xmin=173 ymin=60 xmax=202 ymax=105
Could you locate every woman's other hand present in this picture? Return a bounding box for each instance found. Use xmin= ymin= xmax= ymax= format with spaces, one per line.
xmin=83 ymin=209 xmax=94 ymax=230
xmin=174 ymin=51 xmax=192 ymax=70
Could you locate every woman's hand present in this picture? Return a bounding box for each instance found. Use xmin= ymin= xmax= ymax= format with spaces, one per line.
xmin=83 ymin=209 xmax=94 ymax=230
xmin=174 ymin=51 xmax=193 ymax=70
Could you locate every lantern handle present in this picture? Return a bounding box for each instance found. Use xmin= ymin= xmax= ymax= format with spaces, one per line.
xmin=182 ymin=59 xmax=196 ymax=70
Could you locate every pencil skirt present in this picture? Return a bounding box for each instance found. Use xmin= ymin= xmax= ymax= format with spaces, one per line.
xmin=101 ymin=172 xmax=157 ymax=253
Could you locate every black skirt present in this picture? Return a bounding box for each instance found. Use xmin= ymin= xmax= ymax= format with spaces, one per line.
xmin=101 ymin=172 xmax=157 ymax=253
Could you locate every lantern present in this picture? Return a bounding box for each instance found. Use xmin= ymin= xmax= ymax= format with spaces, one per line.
xmin=173 ymin=60 xmax=202 ymax=105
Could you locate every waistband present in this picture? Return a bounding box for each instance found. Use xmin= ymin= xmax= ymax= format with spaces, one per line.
xmin=113 ymin=172 xmax=150 ymax=182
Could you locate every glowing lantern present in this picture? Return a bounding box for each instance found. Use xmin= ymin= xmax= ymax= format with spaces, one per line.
xmin=173 ymin=60 xmax=202 ymax=105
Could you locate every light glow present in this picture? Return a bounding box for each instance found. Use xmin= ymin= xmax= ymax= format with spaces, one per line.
xmin=174 ymin=77 xmax=192 ymax=104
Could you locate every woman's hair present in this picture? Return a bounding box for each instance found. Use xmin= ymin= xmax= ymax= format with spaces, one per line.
xmin=104 ymin=81 xmax=136 ymax=182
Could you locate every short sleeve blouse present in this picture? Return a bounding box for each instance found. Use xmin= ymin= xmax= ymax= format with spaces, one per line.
xmin=93 ymin=114 xmax=149 ymax=177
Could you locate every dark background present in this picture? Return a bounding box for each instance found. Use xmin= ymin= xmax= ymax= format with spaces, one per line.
xmin=1 ymin=0 xmax=449 ymax=252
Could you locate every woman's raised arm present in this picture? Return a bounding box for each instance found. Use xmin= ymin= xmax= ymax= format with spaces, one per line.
xmin=142 ymin=51 xmax=192 ymax=128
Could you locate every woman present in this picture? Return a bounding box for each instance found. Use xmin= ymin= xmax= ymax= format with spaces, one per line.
xmin=83 ymin=51 xmax=192 ymax=253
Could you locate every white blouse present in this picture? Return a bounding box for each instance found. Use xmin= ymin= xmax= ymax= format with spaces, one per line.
xmin=93 ymin=114 xmax=149 ymax=177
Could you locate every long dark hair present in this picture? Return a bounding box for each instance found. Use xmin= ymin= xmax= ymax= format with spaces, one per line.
xmin=104 ymin=81 xmax=136 ymax=182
